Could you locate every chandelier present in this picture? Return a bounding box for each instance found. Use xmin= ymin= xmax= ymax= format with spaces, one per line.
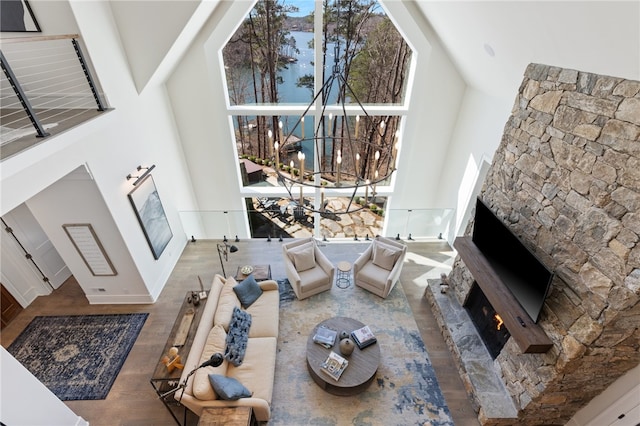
xmin=271 ymin=42 xmax=399 ymax=216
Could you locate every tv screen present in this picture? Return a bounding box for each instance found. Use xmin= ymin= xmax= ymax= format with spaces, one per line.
xmin=472 ymin=197 xmax=554 ymax=323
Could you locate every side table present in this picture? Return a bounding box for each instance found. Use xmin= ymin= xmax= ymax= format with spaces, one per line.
xmin=151 ymin=291 xmax=207 ymax=426
xmin=235 ymin=264 xmax=272 ymax=282
xmin=199 ymin=406 xmax=256 ymax=426
xmin=336 ymin=261 xmax=352 ymax=289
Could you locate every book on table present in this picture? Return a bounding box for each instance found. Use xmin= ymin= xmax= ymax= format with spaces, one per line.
xmin=313 ymin=325 xmax=337 ymax=349
xmin=320 ymin=351 xmax=349 ymax=381
xmin=351 ymin=325 xmax=377 ymax=349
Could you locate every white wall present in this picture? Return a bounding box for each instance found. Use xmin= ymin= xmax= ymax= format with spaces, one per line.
xmin=434 ymin=87 xmax=513 ymax=240
xmin=384 ymin=1 xmax=466 ymax=212
xmin=25 ymin=167 xmax=150 ymax=303
xmin=0 ymin=347 xmax=88 ymax=426
xmin=109 ymin=0 xmax=200 ymax=93
xmin=1 ymin=0 xmax=198 ymax=303
xmin=166 ymin=0 xmax=253 ymax=239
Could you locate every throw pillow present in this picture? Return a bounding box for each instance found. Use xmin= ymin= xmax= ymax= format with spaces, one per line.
xmin=224 ymin=307 xmax=252 ymax=366
xmin=372 ymin=241 xmax=401 ymax=271
xmin=289 ymin=241 xmax=316 ymax=272
xmin=208 ymin=374 xmax=252 ymax=400
xmin=233 ymin=275 xmax=263 ymax=308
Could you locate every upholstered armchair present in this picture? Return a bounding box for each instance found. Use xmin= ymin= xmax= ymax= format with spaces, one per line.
xmin=282 ymin=237 xmax=335 ymax=300
xmin=353 ymin=236 xmax=407 ymax=298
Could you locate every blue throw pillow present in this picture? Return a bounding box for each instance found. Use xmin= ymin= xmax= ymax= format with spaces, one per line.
xmin=233 ymin=275 xmax=263 ymax=308
xmin=208 ymin=374 xmax=252 ymax=400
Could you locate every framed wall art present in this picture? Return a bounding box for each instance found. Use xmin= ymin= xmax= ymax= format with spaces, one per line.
xmin=63 ymin=223 xmax=117 ymax=276
xmin=0 ymin=0 xmax=41 ymax=32
xmin=128 ymin=174 xmax=173 ymax=260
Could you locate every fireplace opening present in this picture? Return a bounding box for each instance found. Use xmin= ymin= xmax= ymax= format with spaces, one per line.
xmin=464 ymin=282 xmax=511 ymax=359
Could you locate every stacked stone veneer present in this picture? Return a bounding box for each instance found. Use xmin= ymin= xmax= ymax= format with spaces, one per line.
xmin=449 ymin=64 xmax=640 ymax=425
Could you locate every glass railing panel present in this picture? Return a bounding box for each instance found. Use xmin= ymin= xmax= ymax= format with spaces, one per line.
xmin=179 ymin=206 xmax=454 ymax=241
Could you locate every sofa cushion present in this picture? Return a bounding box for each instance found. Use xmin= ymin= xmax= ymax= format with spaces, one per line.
xmin=288 ymin=241 xmax=315 ymax=272
xmin=227 ymin=337 xmax=277 ymax=404
xmin=224 ymin=307 xmax=252 ymax=366
xmin=214 ymin=277 xmax=241 ymax=331
xmin=372 ymin=241 xmax=401 ymax=271
xmin=246 ymin=286 xmax=279 ymax=338
xmin=208 ymin=374 xmax=252 ymax=400
xmin=233 ymin=275 xmax=263 ymax=309
xmin=192 ymin=324 xmax=229 ymax=400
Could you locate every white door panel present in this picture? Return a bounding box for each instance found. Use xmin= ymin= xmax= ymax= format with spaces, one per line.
xmin=3 ymin=205 xmax=71 ymax=290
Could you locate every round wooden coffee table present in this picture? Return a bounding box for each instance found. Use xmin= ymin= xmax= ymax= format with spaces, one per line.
xmin=306 ymin=316 xmax=380 ymax=396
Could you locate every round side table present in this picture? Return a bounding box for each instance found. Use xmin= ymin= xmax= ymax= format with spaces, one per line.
xmin=336 ymin=261 xmax=352 ymax=289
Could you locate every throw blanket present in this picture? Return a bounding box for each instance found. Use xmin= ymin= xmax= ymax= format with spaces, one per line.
xmin=224 ymin=307 xmax=252 ymax=366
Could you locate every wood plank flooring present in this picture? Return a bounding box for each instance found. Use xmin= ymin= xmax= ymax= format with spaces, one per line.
xmin=1 ymin=239 xmax=480 ymax=425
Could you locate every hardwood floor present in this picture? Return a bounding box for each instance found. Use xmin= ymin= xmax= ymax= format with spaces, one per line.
xmin=1 ymin=239 xmax=480 ymax=426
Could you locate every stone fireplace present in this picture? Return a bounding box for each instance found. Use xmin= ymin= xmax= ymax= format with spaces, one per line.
xmin=427 ymin=64 xmax=640 ymax=425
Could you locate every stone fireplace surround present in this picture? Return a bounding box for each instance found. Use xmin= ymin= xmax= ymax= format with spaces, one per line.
xmin=428 ymin=64 xmax=640 ymax=425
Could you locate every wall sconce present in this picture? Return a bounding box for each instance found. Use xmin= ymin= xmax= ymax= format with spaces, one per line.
xmin=126 ymin=165 xmax=156 ymax=185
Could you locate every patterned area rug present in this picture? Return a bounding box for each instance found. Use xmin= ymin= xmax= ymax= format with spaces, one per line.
xmin=7 ymin=313 xmax=148 ymax=400
xmin=274 ymin=279 xmax=453 ymax=425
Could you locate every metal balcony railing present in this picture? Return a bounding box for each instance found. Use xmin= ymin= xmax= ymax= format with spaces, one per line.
xmin=0 ymin=34 xmax=109 ymax=160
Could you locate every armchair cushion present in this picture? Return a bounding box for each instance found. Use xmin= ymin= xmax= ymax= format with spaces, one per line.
xmin=372 ymin=241 xmax=402 ymax=271
xmin=288 ymin=241 xmax=316 ymax=272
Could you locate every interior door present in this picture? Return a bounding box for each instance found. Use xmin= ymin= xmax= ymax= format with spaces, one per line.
xmin=3 ymin=204 xmax=71 ymax=289
xmin=1 ymin=283 xmax=23 ymax=329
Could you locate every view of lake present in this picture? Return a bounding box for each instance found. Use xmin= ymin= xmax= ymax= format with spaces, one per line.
xmin=237 ymin=30 xmax=340 ymax=169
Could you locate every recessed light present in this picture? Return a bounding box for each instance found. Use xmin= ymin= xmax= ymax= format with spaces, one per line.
xmin=484 ymin=43 xmax=495 ymax=57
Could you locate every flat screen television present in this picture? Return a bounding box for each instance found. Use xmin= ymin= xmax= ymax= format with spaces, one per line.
xmin=472 ymin=197 xmax=554 ymax=323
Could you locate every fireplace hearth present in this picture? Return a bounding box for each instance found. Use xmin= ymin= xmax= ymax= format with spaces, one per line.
xmin=464 ymin=283 xmax=511 ymax=359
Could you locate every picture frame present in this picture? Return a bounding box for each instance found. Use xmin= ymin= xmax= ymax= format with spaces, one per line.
xmin=128 ymin=174 xmax=173 ymax=260
xmin=0 ymin=0 xmax=41 ymax=32
xmin=63 ymin=223 xmax=117 ymax=276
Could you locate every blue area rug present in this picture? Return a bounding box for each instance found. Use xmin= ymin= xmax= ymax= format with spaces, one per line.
xmin=7 ymin=313 xmax=148 ymax=400
xmin=274 ymin=278 xmax=453 ymax=425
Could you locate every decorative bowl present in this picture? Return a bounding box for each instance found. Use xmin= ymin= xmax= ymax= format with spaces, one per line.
xmin=241 ymin=265 xmax=254 ymax=275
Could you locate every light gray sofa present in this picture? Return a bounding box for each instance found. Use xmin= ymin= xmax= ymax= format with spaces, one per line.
xmin=176 ymin=274 xmax=279 ymax=422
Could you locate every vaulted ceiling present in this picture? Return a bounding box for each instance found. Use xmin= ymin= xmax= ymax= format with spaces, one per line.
xmin=414 ymin=1 xmax=640 ymax=99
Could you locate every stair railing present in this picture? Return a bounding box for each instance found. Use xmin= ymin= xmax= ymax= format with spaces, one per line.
xmin=0 ymin=34 xmax=108 ymax=147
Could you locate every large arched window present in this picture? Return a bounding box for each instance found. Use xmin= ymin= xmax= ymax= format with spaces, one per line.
xmin=222 ymin=0 xmax=413 ymax=239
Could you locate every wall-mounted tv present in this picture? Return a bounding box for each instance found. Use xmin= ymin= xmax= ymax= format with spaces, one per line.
xmin=472 ymin=197 xmax=554 ymax=323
